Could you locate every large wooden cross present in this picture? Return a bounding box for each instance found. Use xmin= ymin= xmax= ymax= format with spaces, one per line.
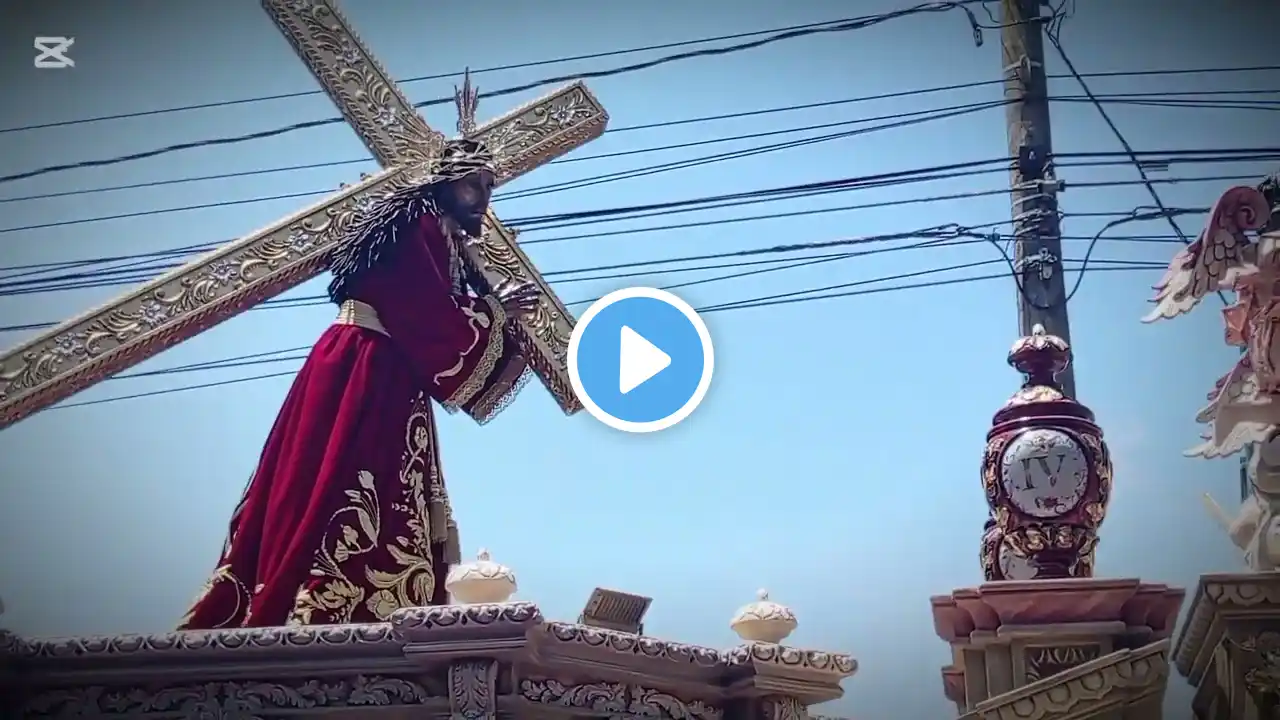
xmin=0 ymin=0 xmax=608 ymax=429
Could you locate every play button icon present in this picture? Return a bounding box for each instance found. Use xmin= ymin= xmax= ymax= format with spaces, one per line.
xmin=569 ymin=287 xmax=715 ymax=433
xmin=618 ymin=326 xmax=671 ymax=394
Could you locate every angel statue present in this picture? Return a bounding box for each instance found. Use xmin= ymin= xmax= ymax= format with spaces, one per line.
xmin=1143 ymin=184 xmax=1276 ymax=457
xmin=1142 ymin=182 xmax=1278 ymax=570
xmin=1202 ymin=433 xmax=1280 ymax=571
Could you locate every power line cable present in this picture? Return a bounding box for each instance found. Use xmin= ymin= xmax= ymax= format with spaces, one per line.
xmin=0 ymin=228 xmax=1187 ymax=318
xmin=143 ymin=229 xmax=1194 ymax=316
xmin=136 ymin=243 xmax=1020 ymax=375
xmin=0 ymin=143 xmax=1257 ymax=246
xmin=115 ymin=345 xmax=312 ymax=380
xmin=0 ymin=213 xmax=1194 ymax=402
xmin=0 ymin=222 xmax=1007 ymax=331
xmin=0 ymin=169 xmax=1238 ymax=286
xmin=10 ymin=84 xmax=1270 ymax=206
xmin=0 ymin=181 xmax=991 ymax=296
xmin=63 ymin=257 xmax=1158 ymax=399
xmin=0 ymin=102 xmax=1016 ymax=291
xmin=0 ymin=2 xmax=988 ymax=185
xmin=701 ymin=257 xmax=1007 ymax=311
xmin=0 ymin=103 xmax=1014 ymax=234
xmin=43 ymin=262 xmax=1163 ymax=411
xmin=0 ymin=18 xmax=889 ymax=133
xmin=84 ymin=236 xmax=990 ymax=377
xmin=1 ymin=138 xmax=1261 ymax=292
xmin=1058 ymin=208 xmax=1211 ymax=303
xmin=704 ymin=261 xmax=1162 ymax=313
xmin=512 ymin=176 xmax=1245 ymax=245
xmin=0 ymin=242 xmax=220 ymax=285
xmin=977 ymin=206 xmax=1211 ymax=311
xmin=0 ymin=161 xmax=1023 ymax=297
xmin=501 ymin=101 xmax=1013 ymax=201
xmin=7 ymin=57 xmax=1269 ymax=183
xmin=7 ymin=79 xmax=1274 ymax=197
xmin=1074 ymin=98 xmax=1280 ymax=112
xmin=0 ymin=171 xmax=1248 ymax=298
xmin=2 ymin=11 xmax=988 ymax=135
xmin=1 ymin=95 xmax=1004 ymax=204
xmin=12 ymin=229 xmax=1013 ymax=393
xmin=1 ymin=136 xmax=1270 ymax=302
xmin=0 ymin=177 xmax=1091 ymax=296
xmin=517 ymin=172 xmax=1252 ymax=239
xmin=9 ymin=16 xmax=1273 ymax=138
xmin=1045 ymin=28 xmax=1233 ymax=306
xmin=1092 ymin=89 xmax=1279 ymax=99
xmin=0 ymin=181 xmax=1243 ymax=312
xmin=510 ymin=157 xmax=1009 ymax=226
xmin=4 ymin=143 xmax=1270 ymax=255
xmin=5 ymin=137 xmax=1271 ymax=248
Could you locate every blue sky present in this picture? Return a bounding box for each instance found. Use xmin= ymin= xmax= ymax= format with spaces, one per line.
xmin=0 ymin=0 xmax=1277 ymax=716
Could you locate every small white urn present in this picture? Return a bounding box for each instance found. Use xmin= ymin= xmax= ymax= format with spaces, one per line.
xmin=445 ymin=549 xmax=517 ymax=604
xmin=730 ymin=589 xmax=797 ymax=644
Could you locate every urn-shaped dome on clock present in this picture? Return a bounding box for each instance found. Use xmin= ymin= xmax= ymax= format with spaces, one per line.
xmin=980 ymin=325 xmax=1111 ymax=581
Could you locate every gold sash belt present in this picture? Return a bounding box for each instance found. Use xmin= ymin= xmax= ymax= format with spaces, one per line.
xmin=334 ymin=300 xmax=389 ymax=337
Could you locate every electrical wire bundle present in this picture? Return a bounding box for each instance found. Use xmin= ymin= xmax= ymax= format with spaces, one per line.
xmin=0 ymin=4 xmax=1275 ymax=410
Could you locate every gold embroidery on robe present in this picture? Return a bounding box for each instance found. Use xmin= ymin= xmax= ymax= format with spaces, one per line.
xmin=289 ymin=469 xmax=382 ymax=625
xmin=469 ymin=355 xmax=532 ymax=424
xmin=365 ymin=395 xmax=440 ymax=618
xmin=179 ymin=563 xmax=249 ymax=629
xmin=416 ymin=391 xmax=460 ymax=563
xmin=289 ymin=393 xmax=454 ymax=625
xmin=443 ymin=297 xmax=506 ymax=409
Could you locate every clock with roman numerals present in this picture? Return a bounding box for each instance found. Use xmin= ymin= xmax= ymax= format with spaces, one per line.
xmin=999 ymin=428 xmax=1090 ymax=518
xmin=979 ymin=325 xmax=1112 ymax=581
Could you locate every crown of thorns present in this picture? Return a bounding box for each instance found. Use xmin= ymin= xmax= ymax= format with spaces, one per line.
xmin=424 ymin=68 xmax=496 ymax=182
xmin=429 ymin=137 xmax=496 ymax=183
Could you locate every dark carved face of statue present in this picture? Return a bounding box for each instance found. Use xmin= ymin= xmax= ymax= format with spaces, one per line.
xmin=436 ymin=169 xmax=496 ymax=237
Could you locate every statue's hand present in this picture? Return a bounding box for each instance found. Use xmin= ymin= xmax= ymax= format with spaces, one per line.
xmin=493 ymin=279 xmax=540 ymax=318
xmin=1230 ymin=493 xmax=1266 ymax=548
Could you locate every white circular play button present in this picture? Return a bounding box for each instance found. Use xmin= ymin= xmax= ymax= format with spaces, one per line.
xmin=618 ymin=325 xmax=671 ymax=395
xmin=568 ymin=287 xmax=715 ymax=433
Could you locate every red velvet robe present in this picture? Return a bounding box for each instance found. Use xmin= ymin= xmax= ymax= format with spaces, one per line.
xmin=179 ymin=214 xmax=527 ymax=629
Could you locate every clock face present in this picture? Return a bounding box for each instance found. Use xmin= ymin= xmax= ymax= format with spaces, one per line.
xmin=999 ymin=429 xmax=1090 ymax=518
xmin=998 ymin=540 xmax=1038 ymax=580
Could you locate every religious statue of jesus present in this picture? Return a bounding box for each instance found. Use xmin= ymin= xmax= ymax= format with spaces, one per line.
xmin=178 ymin=131 xmax=539 ymax=629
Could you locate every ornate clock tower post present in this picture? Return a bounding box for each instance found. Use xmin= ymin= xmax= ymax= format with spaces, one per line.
xmin=980 ymin=324 xmax=1111 ymax=581
xmin=931 ymin=325 xmax=1184 ymax=719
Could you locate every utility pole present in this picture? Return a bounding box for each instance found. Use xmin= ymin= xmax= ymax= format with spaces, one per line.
xmin=1000 ymin=0 xmax=1075 ymax=399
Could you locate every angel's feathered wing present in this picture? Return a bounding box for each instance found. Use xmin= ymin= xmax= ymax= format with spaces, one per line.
xmin=1143 ymin=186 xmax=1271 ymax=323
xmin=1188 ymin=396 xmax=1279 ymax=459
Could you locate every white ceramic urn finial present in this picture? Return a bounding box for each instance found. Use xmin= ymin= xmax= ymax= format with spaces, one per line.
xmin=445 ymin=548 xmax=517 ymax=604
xmin=729 ymin=588 xmax=797 ymax=644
